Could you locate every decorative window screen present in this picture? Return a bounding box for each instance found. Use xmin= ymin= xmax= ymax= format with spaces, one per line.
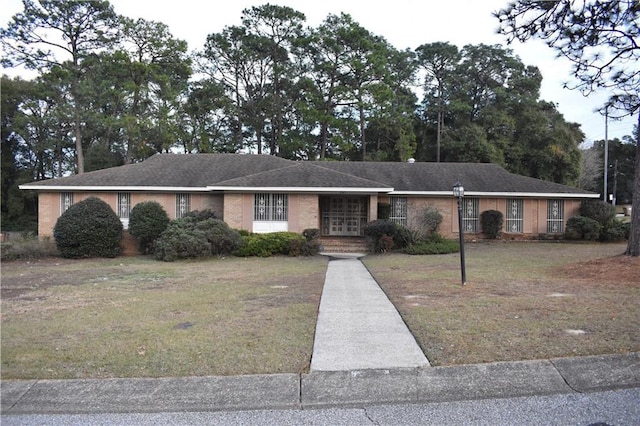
xmin=60 ymin=192 xmax=74 ymax=214
xmin=389 ymin=197 xmax=407 ymax=226
xmin=254 ymin=193 xmax=288 ymax=221
xmin=117 ymin=193 xmax=131 ymax=219
xmin=462 ymin=198 xmax=479 ymax=232
xmin=547 ymin=199 xmax=564 ymax=233
xmin=506 ymin=198 xmax=524 ymax=233
xmin=175 ymin=193 xmax=191 ymax=218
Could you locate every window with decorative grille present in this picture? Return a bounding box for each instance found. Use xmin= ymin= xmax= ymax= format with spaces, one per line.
xmin=117 ymin=193 xmax=131 ymax=219
xmin=506 ymin=198 xmax=524 ymax=233
xmin=60 ymin=192 xmax=74 ymax=214
xmin=176 ymin=193 xmax=191 ymax=218
xmin=462 ymin=198 xmax=479 ymax=232
xmin=254 ymin=194 xmax=288 ymax=221
xmin=389 ymin=197 xmax=407 ymax=226
xmin=547 ymin=199 xmax=564 ymax=233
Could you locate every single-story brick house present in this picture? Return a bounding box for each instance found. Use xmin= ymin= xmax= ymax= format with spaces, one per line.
xmin=20 ymin=153 xmax=599 ymax=251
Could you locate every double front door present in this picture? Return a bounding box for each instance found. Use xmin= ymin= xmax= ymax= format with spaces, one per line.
xmin=321 ymin=196 xmax=368 ymax=236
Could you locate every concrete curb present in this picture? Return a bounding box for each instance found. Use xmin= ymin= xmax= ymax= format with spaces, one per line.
xmin=2 ymin=353 xmax=638 ymax=415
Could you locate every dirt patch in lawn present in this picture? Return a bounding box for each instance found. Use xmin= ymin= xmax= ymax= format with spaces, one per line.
xmin=554 ymin=254 xmax=639 ymax=285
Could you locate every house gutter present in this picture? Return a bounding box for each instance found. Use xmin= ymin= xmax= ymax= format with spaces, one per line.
xmin=391 ymin=191 xmax=600 ymax=198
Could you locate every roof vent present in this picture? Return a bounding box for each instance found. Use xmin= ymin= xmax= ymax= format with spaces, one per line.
xmin=407 ymin=158 xmax=415 ymax=163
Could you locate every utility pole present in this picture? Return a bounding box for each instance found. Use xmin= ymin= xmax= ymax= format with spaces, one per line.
xmin=612 ymin=159 xmax=618 ymax=206
xmin=604 ymin=107 xmax=609 ymax=202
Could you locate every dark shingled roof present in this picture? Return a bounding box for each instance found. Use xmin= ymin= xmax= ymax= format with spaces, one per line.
xmin=315 ymin=162 xmax=596 ymax=195
xmin=20 ymin=153 xmax=596 ymax=197
xmin=212 ymin=163 xmax=391 ymax=189
xmin=21 ymin=154 xmax=292 ymax=188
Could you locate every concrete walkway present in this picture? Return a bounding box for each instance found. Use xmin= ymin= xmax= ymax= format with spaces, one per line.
xmin=311 ymin=255 xmax=429 ymax=371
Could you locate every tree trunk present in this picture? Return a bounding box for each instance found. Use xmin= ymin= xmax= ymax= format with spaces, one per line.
xmin=624 ymin=112 xmax=640 ymax=256
xmin=320 ymin=122 xmax=328 ymax=160
xmin=74 ymin=115 xmax=84 ymax=174
xmin=359 ymin=97 xmax=366 ymax=161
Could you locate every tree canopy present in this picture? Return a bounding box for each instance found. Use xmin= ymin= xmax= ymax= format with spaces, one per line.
xmin=495 ymin=0 xmax=639 ymax=256
xmin=3 ymin=0 xmax=635 ymax=237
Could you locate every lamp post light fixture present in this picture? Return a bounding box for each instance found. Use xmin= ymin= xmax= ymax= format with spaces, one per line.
xmin=453 ymin=182 xmax=467 ymax=285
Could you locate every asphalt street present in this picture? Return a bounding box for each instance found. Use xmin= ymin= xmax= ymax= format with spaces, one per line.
xmin=3 ymin=388 xmax=639 ymax=426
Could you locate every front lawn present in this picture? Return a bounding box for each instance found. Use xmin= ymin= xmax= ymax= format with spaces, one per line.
xmin=363 ymin=242 xmax=639 ymax=366
xmin=1 ymin=256 xmax=327 ymax=379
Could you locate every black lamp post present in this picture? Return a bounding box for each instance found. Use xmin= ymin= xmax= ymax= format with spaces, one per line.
xmin=453 ymin=182 xmax=467 ymax=285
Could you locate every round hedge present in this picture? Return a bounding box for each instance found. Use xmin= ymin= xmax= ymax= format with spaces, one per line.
xmin=53 ymin=196 xmax=123 ymax=258
xmin=129 ymin=201 xmax=170 ymax=254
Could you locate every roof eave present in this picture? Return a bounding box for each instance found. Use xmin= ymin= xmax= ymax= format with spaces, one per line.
xmin=206 ymin=186 xmax=394 ymax=193
xmin=390 ymin=191 xmax=600 ymax=198
xmin=18 ymin=185 xmax=212 ymax=192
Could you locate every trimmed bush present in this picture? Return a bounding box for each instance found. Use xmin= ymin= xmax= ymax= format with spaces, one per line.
xmin=303 ymin=228 xmax=320 ymax=241
xmin=53 ymin=197 xmax=123 ymax=258
xmin=194 ymin=218 xmax=242 ymax=256
xmin=153 ymin=213 xmax=241 ymax=261
xmin=184 ymin=209 xmax=217 ymax=222
xmin=128 ymin=201 xmax=170 ymax=254
xmin=403 ymin=233 xmax=459 ymax=255
xmin=234 ymin=232 xmax=306 ymax=257
xmin=363 ymin=220 xmax=412 ymax=253
xmin=580 ymin=199 xmax=615 ymax=226
xmin=565 ymin=216 xmax=602 ymax=241
xmin=480 ymin=210 xmax=503 ymax=239
xmin=154 ymin=225 xmax=210 ymax=262
xmin=293 ymin=228 xmax=321 ymax=256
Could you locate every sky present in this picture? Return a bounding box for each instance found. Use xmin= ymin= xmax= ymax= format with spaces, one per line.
xmin=1 ymin=0 xmax=636 ymax=145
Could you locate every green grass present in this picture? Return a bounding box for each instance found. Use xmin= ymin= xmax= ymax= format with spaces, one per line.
xmin=1 ymin=256 xmax=327 ymax=379
xmin=363 ymin=242 xmax=640 ymax=366
xmin=2 ymin=242 xmax=638 ymax=379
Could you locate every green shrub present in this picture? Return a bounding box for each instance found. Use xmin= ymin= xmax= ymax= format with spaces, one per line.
xmin=377 ymin=203 xmax=391 ymax=220
xmin=153 ymin=212 xmax=240 ymax=261
xmin=234 ymin=232 xmax=306 ymax=257
xmin=194 ymin=218 xmax=242 ymax=256
xmin=128 ymin=201 xmax=170 ymax=254
xmin=295 ymin=228 xmax=321 ymax=255
xmin=303 ymin=228 xmax=320 ymax=241
xmin=421 ymin=206 xmax=443 ymax=237
xmin=288 ymin=238 xmax=321 ymax=256
xmin=579 ymin=199 xmax=615 ymax=226
xmin=184 ymin=209 xmax=218 ymax=222
xmin=394 ymin=224 xmax=413 ymax=248
xmin=363 ymin=220 xmax=411 ymax=253
xmin=403 ymin=233 xmax=459 ymax=255
xmin=480 ymin=210 xmax=503 ymax=239
xmin=601 ymin=218 xmax=629 ymax=242
xmin=154 ymin=225 xmax=211 ymax=262
xmin=53 ymin=197 xmax=123 ymax=258
xmin=1 ymin=236 xmax=59 ymax=261
xmin=565 ymin=216 xmax=602 ymax=241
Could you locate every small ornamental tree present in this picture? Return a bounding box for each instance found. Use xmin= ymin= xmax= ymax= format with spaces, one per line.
xmin=421 ymin=206 xmax=443 ymax=238
xmin=128 ymin=201 xmax=170 ymax=254
xmin=53 ymin=196 xmax=123 ymax=258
